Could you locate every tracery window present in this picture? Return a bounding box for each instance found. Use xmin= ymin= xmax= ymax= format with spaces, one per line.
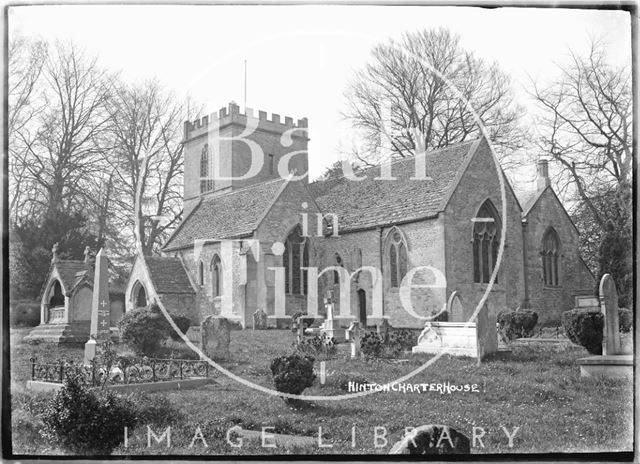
xmin=473 ymin=200 xmax=501 ymax=284
xmin=542 ymin=227 xmax=561 ymax=286
xmin=283 ymin=226 xmax=308 ymax=295
xmin=388 ymin=228 xmax=408 ymax=288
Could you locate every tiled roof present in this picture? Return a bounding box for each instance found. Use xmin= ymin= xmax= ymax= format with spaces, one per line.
xmin=163 ymin=179 xmax=286 ymax=251
xmin=145 ymin=256 xmax=195 ymax=294
xmin=55 ymin=260 xmax=90 ymax=294
xmin=310 ymin=140 xmax=479 ymax=232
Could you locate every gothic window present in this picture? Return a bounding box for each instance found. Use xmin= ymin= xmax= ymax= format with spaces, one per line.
xmin=473 ymin=200 xmax=501 ymax=283
xmin=198 ymin=261 xmax=204 ymax=286
xmin=387 ymin=228 xmax=408 ymax=288
xmin=283 ymin=226 xmax=308 ymax=295
xmin=135 ymin=283 xmax=147 ymax=308
xmin=542 ymin=227 xmax=561 ymax=286
xmin=49 ymin=280 xmax=64 ymax=307
xmin=211 ymin=254 xmax=222 ymax=297
xmin=199 ymin=144 xmax=214 ymax=194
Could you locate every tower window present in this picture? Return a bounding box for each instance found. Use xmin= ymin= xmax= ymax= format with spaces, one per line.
xmin=268 ymin=154 xmax=275 ymax=175
xmin=542 ymin=227 xmax=561 ymax=286
xmin=473 ymin=200 xmax=501 ymax=284
xmin=200 ymin=144 xmax=214 ymax=194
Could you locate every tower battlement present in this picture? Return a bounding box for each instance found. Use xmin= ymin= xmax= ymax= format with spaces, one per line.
xmin=184 ymin=102 xmax=308 ymax=141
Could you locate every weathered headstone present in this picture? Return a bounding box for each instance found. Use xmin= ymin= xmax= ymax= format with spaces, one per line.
xmin=475 ymin=303 xmax=498 ymax=365
xmin=252 ymin=308 xmax=267 ymax=330
xmin=84 ymin=248 xmax=110 ymax=365
xmin=447 ymin=291 xmax=464 ymax=322
xmin=390 ymin=425 xmax=471 ymax=454
xmin=346 ymin=321 xmax=362 ymax=358
xmin=600 ymin=274 xmax=622 ymax=355
xmin=201 ymin=315 xmax=231 ymax=360
xmin=377 ymin=319 xmax=391 ymax=343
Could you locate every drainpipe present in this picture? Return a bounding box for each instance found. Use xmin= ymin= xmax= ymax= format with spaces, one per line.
xmin=521 ymin=218 xmax=530 ymax=309
xmin=378 ymin=227 xmax=384 ymax=321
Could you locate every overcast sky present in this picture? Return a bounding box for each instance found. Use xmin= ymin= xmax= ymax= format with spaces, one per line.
xmin=9 ymin=4 xmax=632 ymax=188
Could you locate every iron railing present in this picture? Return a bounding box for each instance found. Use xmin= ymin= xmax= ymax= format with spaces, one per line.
xmin=29 ymin=356 xmax=210 ymax=386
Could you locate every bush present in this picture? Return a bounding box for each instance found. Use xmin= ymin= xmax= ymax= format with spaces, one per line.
xmin=118 ymin=304 xmax=172 ymax=356
xmin=41 ymin=372 xmax=137 ymax=455
xmin=10 ymin=300 xmax=41 ymax=327
xmin=296 ymin=333 xmax=337 ymax=358
xmin=168 ymin=314 xmax=192 ymax=341
xmin=561 ymin=310 xmax=604 ymax=355
xmin=269 ymin=354 xmax=316 ymax=405
xmin=388 ymin=329 xmax=415 ymax=353
xmin=619 ymin=308 xmax=632 ymax=333
xmin=360 ymin=332 xmax=385 ymax=358
xmin=497 ymin=311 xmax=539 ymax=341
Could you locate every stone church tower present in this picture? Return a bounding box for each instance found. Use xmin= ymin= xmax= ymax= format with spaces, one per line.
xmin=182 ymin=101 xmax=309 ymax=214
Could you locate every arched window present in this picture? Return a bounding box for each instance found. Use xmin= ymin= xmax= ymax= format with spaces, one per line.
xmin=542 ymin=227 xmax=561 ymax=286
xmin=199 ymin=144 xmax=214 ymax=194
xmin=198 ymin=261 xmax=204 ymax=286
xmin=135 ymin=284 xmax=147 ymax=308
xmin=283 ymin=226 xmax=308 ymax=295
xmin=387 ymin=227 xmax=408 ymax=288
xmin=49 ymin=280 xmax=64 ymax=307
xmin=211 ymin=254 xmax=222 ymax=297
xmin=473 ymin=200 xmax=501 ymax=284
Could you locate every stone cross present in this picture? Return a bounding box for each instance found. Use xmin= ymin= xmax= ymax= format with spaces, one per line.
xmin=346 ymin=321 xmax=362 ymax=358
xmin=599 ymin=273 xmax=622 ymax=356
xmin=51 ymin=242 xmax=59 ymax=263
xmin=475 ymin=302 xmax=498 ymax=365
xmin=84 ymin=248 xmax=110 ymax=365
xmin=84 ymin=246 xmax=91 ymax=264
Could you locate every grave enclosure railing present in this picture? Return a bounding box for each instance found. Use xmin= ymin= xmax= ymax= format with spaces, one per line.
xmin=29 ymin=356 xmax=210 ymax=387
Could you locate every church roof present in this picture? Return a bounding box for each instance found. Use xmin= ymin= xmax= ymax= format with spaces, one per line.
xmin=310 ymin=139 xmax=480 ymax=232
xmin=53 ymin=260 xmax=90 ymax=295
xmin=145 ymin=256 xmax=195 ymax=294
xmin=163 ymin=179 xmax=287 ymax=251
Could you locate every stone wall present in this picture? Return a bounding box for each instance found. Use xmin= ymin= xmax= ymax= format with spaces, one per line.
xmin=524 ymin=188 xmax=595 ymax=324
xmin=443 ymin=139 xmax=525 ymax=320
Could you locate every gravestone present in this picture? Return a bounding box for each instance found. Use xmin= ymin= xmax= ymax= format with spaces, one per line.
xmin=390 ymin=425 xmax=470 ymax=454
xmin=346 ymin=321 xmax=362 ymax=358
xmin=377 ymin=319 xmax=391 ymax=343
xmin=475 ymin=303 xmax=498 ymax=365
xmin=447 ymin=292 xmax=464 ymax=322
xmin=201 ymin=315 xmax=231 ymax=360
xmin=600 ymin=274 xmax=621 ymax=355
xmin=84 ymin=248 xmax=110 ymax=365
xmin=252 ymin=308 xmax=267 ymax=330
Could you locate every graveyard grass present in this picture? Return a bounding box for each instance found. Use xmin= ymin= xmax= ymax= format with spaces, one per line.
xmin=11 ymin=328 xmax=633 ymax=456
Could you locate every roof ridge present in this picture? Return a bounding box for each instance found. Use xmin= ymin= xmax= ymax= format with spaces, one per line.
xmin=201 ymin=177 xmax=286 ymax=202
xmin=310 ymin=138 xmax=479 ymax=187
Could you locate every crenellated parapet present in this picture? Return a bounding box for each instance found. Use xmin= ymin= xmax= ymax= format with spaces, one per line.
xmin=184 ymin=101 xmax=309 ymax=142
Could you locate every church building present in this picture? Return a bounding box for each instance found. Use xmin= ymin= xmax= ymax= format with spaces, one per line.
xmin=125 ymin=102 xmax=594 ymax=329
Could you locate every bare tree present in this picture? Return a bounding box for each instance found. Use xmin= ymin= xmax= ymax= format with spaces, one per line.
xmin=12 ymin=41 xmax=113 ymax=223
xmin=530 ymin=38 xmax=632 ymax=304
xmin=344 ymin=28 xmax=525 ymax=166
xmin=530 ymin=39 xmax=632 ymax=231
xmin=106 ymin=79 xmax=197 ymax=255
xmin=8 ymin=37 xmax=47 ymax=218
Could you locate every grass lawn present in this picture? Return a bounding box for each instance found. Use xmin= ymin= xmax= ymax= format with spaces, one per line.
xmin=10 ymin=327 xmax=634 ymax=456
